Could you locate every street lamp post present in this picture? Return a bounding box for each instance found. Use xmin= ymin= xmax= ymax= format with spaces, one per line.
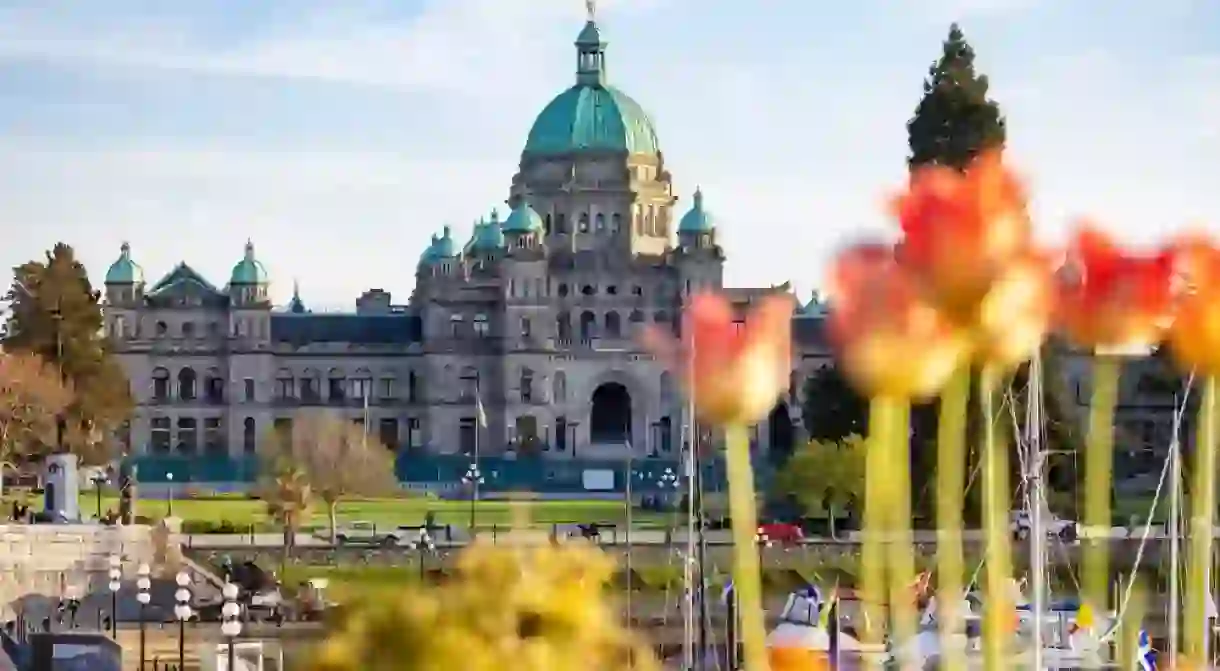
xmin=461 ymin=463 xmax=483 ymax=534
xmin=657 ymin=467 xmax=679 ymax=510
xmin=165 ymin=472 xmax=174 ymax=517
xmin=415 ymin=529 xmax=436 ymax=582
xmin=106 ymin=554 xmax=121 ymax=639
xmin=91 ymin=473 xmax=108 ymax=520
xmin=136 ymin=563 xmax=151 ymax=671
xmin=174 ymin=571 xmax=192 ymax=670
xmin=222 ymin=581 xmax=242 ymax=671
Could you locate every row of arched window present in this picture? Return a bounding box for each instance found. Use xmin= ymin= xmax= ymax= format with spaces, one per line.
xmin=152 ymin=367 xmax=228 ymax=403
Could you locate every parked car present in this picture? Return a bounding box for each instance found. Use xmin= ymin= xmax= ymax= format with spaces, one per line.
xmin=757 ymin=522 xmax=804 ymax=546
xmin=335 ymin=521 xmax=404 ymax=546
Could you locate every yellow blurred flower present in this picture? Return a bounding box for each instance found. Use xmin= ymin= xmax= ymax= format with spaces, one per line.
xmin=304 ymin=541 xmax=659 ymax=671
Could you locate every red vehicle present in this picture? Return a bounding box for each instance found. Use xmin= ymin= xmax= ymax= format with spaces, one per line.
xmin=757 ymin=522 xmax=804 ymax=545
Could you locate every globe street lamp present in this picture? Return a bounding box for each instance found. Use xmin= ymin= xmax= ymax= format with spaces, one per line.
xmin=136 ymin=563 xmax=151 ymax=671
xmin=91 ymin=472 xmax=109 ymax=520
xmin=174 ymin=571 xmax=192 ymax=670
xmin=461 ymin=462 xmax=483 ymax=534
xmin=657 ymin=467 xmax=679 ymax=506
xmin=107 ymin=554 xmax=121 ymax=639
xmin=222 ymin=581 xmax=242 ymax=671
xmin=415 ymin=528 xmax=436 ymax=582
xmin=165 ymin=472 xmax=174 ymax=517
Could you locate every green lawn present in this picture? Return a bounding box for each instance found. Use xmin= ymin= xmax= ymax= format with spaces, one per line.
xmin=19 ymin=491 xmax=675 ymax=531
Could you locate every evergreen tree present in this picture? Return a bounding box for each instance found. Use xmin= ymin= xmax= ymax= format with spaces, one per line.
xmin=801 ymin=366 xmax=867 ymax=442
xmin=3 ymin=243 xmax=131 ymax=463
xmin=907 ymin=23 xmax=1007 ymax=171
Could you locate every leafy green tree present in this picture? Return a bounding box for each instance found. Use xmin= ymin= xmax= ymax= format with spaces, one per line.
xmin=776 ymin=435 xmax=866 ymax=538
xmin=907 ymin=23 xmax=1007 ymax=171
xmin=801 ymin=366 xmax=867 ymax=442
xmin=3 ymin=244 xmax=131 ymax=463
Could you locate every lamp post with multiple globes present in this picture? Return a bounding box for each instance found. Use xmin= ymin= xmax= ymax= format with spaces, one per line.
xmin=174 ymin=571 xmax=192 ymax=670
xmin=135 ymin=563 xmax=151 ymax=671
xmin=222 ymin=580 xmax=242 ymax=670
xmin=106 ymin=554 xmax=121 ymax=639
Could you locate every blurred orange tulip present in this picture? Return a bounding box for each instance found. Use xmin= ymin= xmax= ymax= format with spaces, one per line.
xmin=892 ymin=149 xmax=1034 ymax=321
xmin=1167 ymin=235 xmax=1220 ymax=375
xmin=975 ymin=251 xmax=1057 ymax=368
xmin=1056 ymin=226 xmax=1177 ymax=350
xmin=828 ymin=244 xmax=971 ymax=400
xmin=642 ymin=291 xmax=793 ymax=425
xmin=768 ymin=646 xmax=831 ymax=670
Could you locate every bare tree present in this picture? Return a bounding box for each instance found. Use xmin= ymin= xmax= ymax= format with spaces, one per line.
xmin=261 ymin=410 xmax=398 ymax=544
xmin=0 ymin=351 xmax=73 ymax=463
xmin=259 ymin=462 xmax=312 ymax=570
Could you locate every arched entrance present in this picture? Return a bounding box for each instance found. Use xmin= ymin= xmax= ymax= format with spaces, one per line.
xmin=590 ymin=383 xmax=632 ymax=444
xmin=768 ymin=403 xmax=795 ymax=464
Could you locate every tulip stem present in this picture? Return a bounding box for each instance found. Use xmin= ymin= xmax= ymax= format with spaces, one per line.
xmin=936 ymin=365 xmax=971 ymax=669
xmin=1186 ymin=375 xmax=1217 ymax=664
xmin=1083 ymin=356 xmax=1120 ymax=624
xmin=880 ymin=398 xmax=917 ymax=661
xmin=724 ymin=423 xmax=768 ymax=671
xmin=979 ymin=364 xmax=1013 ymax=671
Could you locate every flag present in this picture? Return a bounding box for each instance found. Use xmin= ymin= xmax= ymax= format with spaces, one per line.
xmin=475 ymin=391 xmax=488 ymax=429
xmin=721 ymin=579 xmax=734 ymax=604
xmin=1137 ymin=629 xmax=1156 ymax=671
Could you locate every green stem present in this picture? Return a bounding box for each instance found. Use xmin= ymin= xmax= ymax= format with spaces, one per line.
xmin=1185 ymin=376 xmax=1217 ymax=663
xmin=936 ymin=365 xmax=971 ymax=668
xmin=979 ymin=364 xmax=1012 ymax=671
xmin=880 ymin=399 xmax=917 ymax=658
xmin=861 ymin=414 xmax=887 ymax=650
xmin=1083 ymin=356 xmax=1121 ymax=618
xmin=724 ymin=423 xmax=768 ymax=671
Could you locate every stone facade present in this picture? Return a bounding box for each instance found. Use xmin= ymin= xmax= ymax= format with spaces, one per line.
xmin=99 ymin=16 xmax=834 ymax=474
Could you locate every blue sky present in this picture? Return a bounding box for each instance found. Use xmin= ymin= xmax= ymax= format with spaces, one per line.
xmin=0 ymin=0 xmax=1216 ymax=308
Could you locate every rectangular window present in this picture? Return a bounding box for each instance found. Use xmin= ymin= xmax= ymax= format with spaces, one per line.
xmin=176 ymin=417 xmax=197 ymax=454
xmin=379 ymin=418 xmax=399 ymax=451
xmin=380 ymin=377 xmax=396 ymax=400
xmin=328 ymin=378 xmax=346 ymax=403
xmin=408 ymin=417 xmax=422 ymax=448
xmin=351 ymin=377 xmax=372 ymax=402
xmin=459 ymin=417 xmax=477 ymax=455
xmin=407 ymin=372 xmax=419 ymax=403
xmin=243 ymin=378 xmax=256 ymax=402
xmin=301 ymin=378 xmax=319 ymax=403
xmin=151 ymin=417 xmax=171 ymax=453
xmin=276 ymin=378 xmax=294 ymax=400
xmin=204 ymin=417 xmax=224 ymax=455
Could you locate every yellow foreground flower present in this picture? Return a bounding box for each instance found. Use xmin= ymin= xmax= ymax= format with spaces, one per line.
xmin=306 ymin=541 xmax=659 ymax=671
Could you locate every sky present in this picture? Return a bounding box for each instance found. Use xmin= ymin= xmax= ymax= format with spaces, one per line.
xmin=0 ymin=0 xmax=1216 ymax=309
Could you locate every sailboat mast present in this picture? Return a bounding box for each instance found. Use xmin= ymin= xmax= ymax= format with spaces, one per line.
xmin=1026 ymin=353 xmax=1047 ymax=669
xmin=682 ymin=339 xmax=698 ymax=671
xmin=1169 ymin=389 xmax=1183 ymax=663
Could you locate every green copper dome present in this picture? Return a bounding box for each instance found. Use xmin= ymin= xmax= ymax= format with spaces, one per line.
xmin=503 ymin=199 xmax=544 ymax=233
xmin=105 ymin=242 xmax=144 ymax=285
xmin=418 ymin=233 xmax=441 ymax=265
xmin=678 ymin=188 xmax=715 ymax=233
xmin=522 ymin=19 xmax=660 ymax=156
xmin=431 ymin=225 xmax=458 ymax=258
xmin=465 ymin=211 xmax=506 ymax=252
xmin=230 ymin=240 xmax=268 ymax=285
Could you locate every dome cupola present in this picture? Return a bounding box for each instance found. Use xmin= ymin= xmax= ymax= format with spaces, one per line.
xmin=230 ymin=240 xmax=268 ymax=285
xmin=503 ymin=200 xmax=544 ymax=234
xmin=105 ymin=242 xmax=144 ymax=285
xmin=521 ymin=7 xmax=660 ymax=156
xmin=678 ymin=188 xmax=715 ymax=233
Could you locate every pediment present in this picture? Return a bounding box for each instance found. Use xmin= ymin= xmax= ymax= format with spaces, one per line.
xmin=145 ymin=263 xmax=227 ymax=307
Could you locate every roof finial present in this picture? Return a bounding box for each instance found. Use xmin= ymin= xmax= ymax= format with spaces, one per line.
xmin=244 ymin=238 xmax=255 ymax=260
xmin=120 ymin=241 xmax=131 ymax=257
xmin=585 ymin=0 xmax=597 ymax=21
xmin=292 ymin=278 xmax=301 ymax=299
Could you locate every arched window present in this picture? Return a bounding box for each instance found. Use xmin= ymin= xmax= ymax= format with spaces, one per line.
xmin=520 ymin=368 xmax=534 ymax=403
xmin=152 ymin=368 xmax=170 ymax=402
xmin=205 ymin=367 xmax=225 ymax=404
xmin=352 ymin=368 xmax=373 ymax=402
xmin=604 ymin=312 xmax=621 ymax=338
xmin=595 ymin=213 xmax=605 ymax=231
xmin=243 ymin=417 xmax=257 ymax=453
xmin=155 ymin=321 xmax=168 ymax=337
xmin=611 ymin=213 xmax=622 ymax=233
xmin=328 ymin=368 xmax=347 ymax=403
xmin=556 ymin=311 xmax=572 ymax=342
xmin=578 ymin=213 xmax=590 ymax=232
xmin=177 ymin=368 xmax=197 ymax=401
xmin=300 ymin=368 xmax=320 ymax=402
xmin=579 ymin=311 xmax=597 ymax=341
xmin=553 ymin=372 xmax=567 ymax=404
xmin=275 ymin=368 xmax=294 ymax=400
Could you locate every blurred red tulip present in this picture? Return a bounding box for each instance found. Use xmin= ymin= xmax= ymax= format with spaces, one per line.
xmin=1056 ymin=226 xmax=1177 ymax=350
xmin=827 ymin=244 xmax=970 ymax=400
xmin=975 ymin=251 xmax=1057 ymax=369
xmin=891 ymin=149 xmax=1034 ymax=321
xmin=642 ymin=291 xmax=793 ymax=425
xmin=1168 ymin=234 xmax=1220 ymax=374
